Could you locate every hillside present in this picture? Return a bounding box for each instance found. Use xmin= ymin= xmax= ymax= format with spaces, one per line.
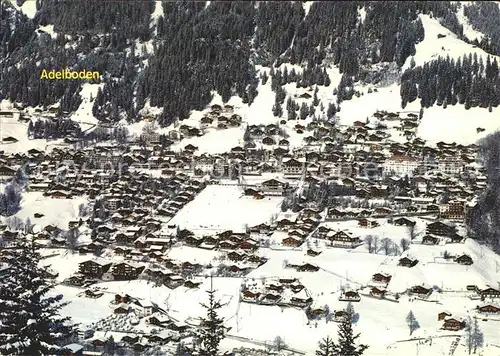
xmin=1 ymin=2 xmax=500 ymax=356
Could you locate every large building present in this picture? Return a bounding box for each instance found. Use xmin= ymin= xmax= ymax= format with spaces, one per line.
xmin=383 ymin=155 xmax=420 ymax=177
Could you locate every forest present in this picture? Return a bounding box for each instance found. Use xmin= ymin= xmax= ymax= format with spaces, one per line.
xmin=2 ymin=1 xmax=500 ymax=126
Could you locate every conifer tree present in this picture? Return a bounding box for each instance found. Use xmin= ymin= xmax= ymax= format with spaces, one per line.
xmin=197 ymin=277 xmax=229 ymax=356
xmin=316 ymin=336 xmax=335 ymax=356
xmin=332 ymin=308 xmax=368 ymax=356
xmin=0 ymin=238 xmax=77 ymax=355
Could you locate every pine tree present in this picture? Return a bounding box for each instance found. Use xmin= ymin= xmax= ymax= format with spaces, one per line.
xmin=316 ymin=336 xmax=335 ymax=356
xmin=197 ymin=277 xmax=228 ymax=356
xmin=0 ymin=239 xmax=77 ymax=355
xmin=331 ymin=308 xmax=368 ymax=356
xmin=406 ymin=310 xmax=419 ymax=336
xmin=471 ymin=317 xmax=484 ymax=354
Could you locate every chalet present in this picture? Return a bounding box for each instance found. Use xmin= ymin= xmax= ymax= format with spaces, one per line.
xmin=165 ymin=275 xmax=184 ymax=289
xmin=372 ymin=273 xmax=392 ymax=284
xmin=241 ymin=290 xmax=260 ymax=303
xmin=227 ymin=265 xmax=248 ymax=274
xmin=327 ymin=230 xmax=360 ymax=248
xmin=78 ymin=259 xmax=112 ymax=278
xmin=393 ymin=217 xmax=416 ymax=227
xmin=373 ymin=207 xmax=392 ymax=217
xmin=358 ymin=218 xmax=379 ymax=228
xmin=261 ymin=293 xmax=281 ymax=305
xmin=0 ymin=166 xmax=16 ymax=177
xmin=184 ymin=280 xmax=202 ymax=289
xmin=442 ymin=318 xmax=465 ymax=331
xmin=409 ymin=285 xmax=431 ymax=297
xmin=339 ymin=290 xmax=361 ymax=302
xmin=114 ymin=304 xmax=132 ymax=314
xmin=426 ymin=221 xmax=456 ymax=237
xmin=276 ymin=218 xmax=295 ymax=230
xmin=112 ymin=262 xmax=145 ymax=280
xmin=260 ymin=179 xmax=286 ymax=196
xmin=307 ymin=249 xmax=322 ymax=257
xmin=262 ymin=136 xmax=276 ymax=145
xmin=370 ymin=286 xmax=386 ymax=298
xmin=455 ymin=254 xmax=473 ymax=265
xmin=227 ymin=251 xmax=246 ymax=262
xmin=327 ymin=208 xmax=345 ymax=219
xmin=398 ymin=257 xmax=418 ymax=267
xmin=147 ymin=315 xmax=171 ymax=327
xmin=289 ymin=295 xmax=313 ymax=308
xmin=238 ymin=240 xmax=258 ymax=251
xmin=297 ymin=263 xmax=319 ymax=272
xmin=249 ymin=223 xmax=272 ymax=235
xmin=448 ymin=233 xmax=464 ymax=243
xmin=478 ymin=287 xmax=500 ymax=299
xmin=477 ymin=304 xmax=500 ymax=314
xmin=282 ymin=158 xmax=304 ymax=175
xmin=218 ymin=240 xmax=237 ymax=250
xmin=422 ymin=235 xmax=439 ymax=245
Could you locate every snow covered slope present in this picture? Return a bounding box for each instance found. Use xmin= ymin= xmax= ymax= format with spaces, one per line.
xmin=402 ymin=14 xmax=500 ymax=71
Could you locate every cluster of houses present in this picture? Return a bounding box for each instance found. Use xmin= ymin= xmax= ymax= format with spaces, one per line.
xmin=240 ymin=277 xmax=313 ymax=308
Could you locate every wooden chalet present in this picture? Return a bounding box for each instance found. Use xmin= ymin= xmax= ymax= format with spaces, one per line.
xmin=426 ymin=221 xmax=456 ymax=237
xmin=442 ymin=317 xmax=465 ymax=331
xmin=370 ymin=286 xmax=386 ymax=298
xmin=111 ymin=262 xmax=145 ymax=280
xmin=409 ymin=285 xmax=431 ymax=297
xmin=297 ymin=263 xmax=320 ymax=272
xmin=393 ymin=217 xmax=416 ymax=227
xmin=327 ymin=230 xmax=360 ymax=248
xmin=339 ymin=290 xmax=361 ymax=302
xmin=477 ymin=304 xmax=500 ymax=314
xmin=372 ymin=273 xmax=392 ymax=284
xmin=358 ymin=218 xmax=379 ymax=228
xmin=78 ymin=259 xmax=112 ymax=278
xmin=241 ymin=290 xmax=261 ymax=303
xmin=398 ymin=257 xmax=418 ymax=268
xmin=455 ymin=254 xmax=473 ymax=265
xmin=282 ymin=236 xmax=303 ymax=247
xmin=478 ymin=287 xmax=500 ymax=299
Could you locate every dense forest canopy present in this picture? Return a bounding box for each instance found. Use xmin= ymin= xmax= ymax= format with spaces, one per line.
xmin=1 ymin=1 xmax=499 ymax=125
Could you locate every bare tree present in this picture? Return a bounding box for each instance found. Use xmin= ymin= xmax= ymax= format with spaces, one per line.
xmin=66 ymin=228 xmax=80 ymax=251
xmin=400 ymin=238 xmax=410 ymax=252
xmin=273 ymin=336 xmax=286 ymax=352
xmin=373 ymin=236 xmax=379 ymax=254
xmin=380 ymin=237 xmax=392 ymax=255
xmin=365 ymin=235 xmax=374 ymax=253
xmin=6 ymin=216 xmax=24 ymax=231
xmin=407 ymin=224 xmax=415 ymax=240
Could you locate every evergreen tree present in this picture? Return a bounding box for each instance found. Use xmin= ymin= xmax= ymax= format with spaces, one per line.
xmin=406 ymin=310 xmax=419 ymax=336
xmin=331 ymin=308 xmax=368 ymax=356
xmin=316 ymin=336 xmax=335 ymax=356
xmin=0 ymin=239 xmax=78 ymax=355
xmin=471 ymin=317 xmax=484 ymax=354
xmin=197 ymin=277 xmax=228 ymax=356
xmin=327 ymin=103 xmax=337 ymax=120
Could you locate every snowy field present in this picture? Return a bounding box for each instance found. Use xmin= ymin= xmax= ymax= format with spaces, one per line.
xmin=47 ymin=239 xmax=500 ymax=355
xmin=168 ymin=185 xmax=282 ymax=232
xmin=14 ymin=192 xmax=88 ymax=229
